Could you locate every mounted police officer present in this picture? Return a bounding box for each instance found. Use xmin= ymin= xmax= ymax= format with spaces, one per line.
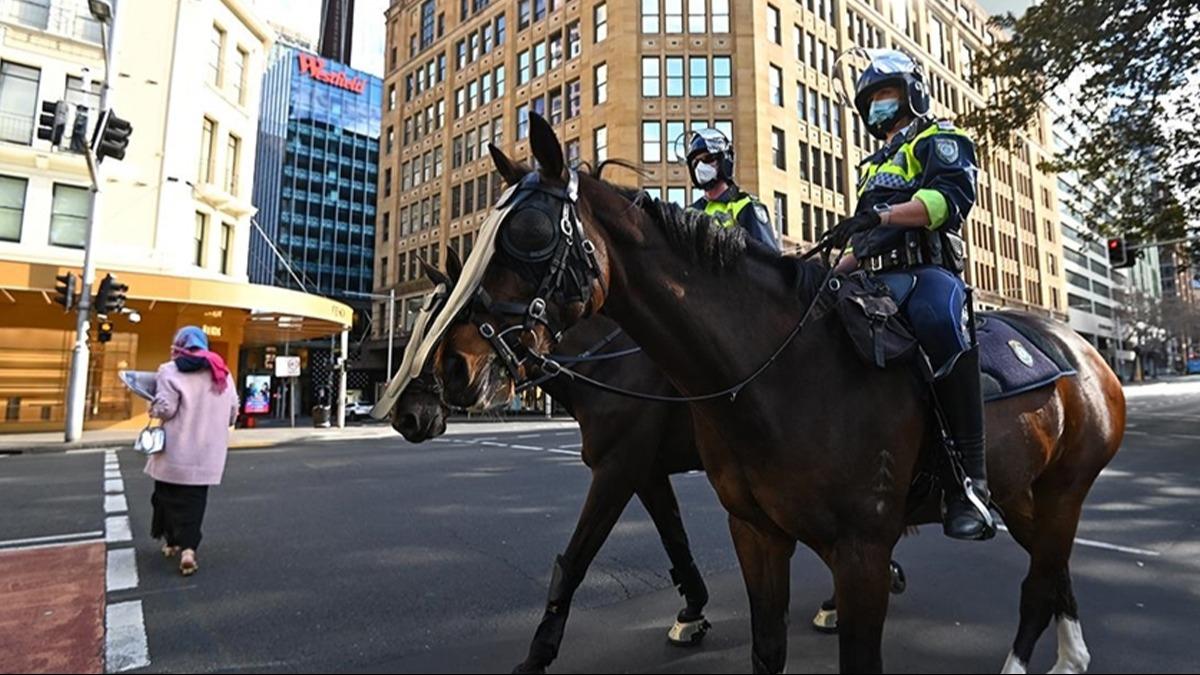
xmin=685 ymin=128 xmax=780 ymax=253
xmin=828 ymin=49 xmax=993 ymax=541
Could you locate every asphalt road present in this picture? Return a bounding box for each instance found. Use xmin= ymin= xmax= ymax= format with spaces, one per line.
xmin=2 ymin=378 xmax=1198 ymax=673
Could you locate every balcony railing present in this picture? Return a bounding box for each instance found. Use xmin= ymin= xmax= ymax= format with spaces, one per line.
xmin=2 ymin=0 xmax=102 ymax=43
xmin=0 ymin=112 xmax=33 ymax=145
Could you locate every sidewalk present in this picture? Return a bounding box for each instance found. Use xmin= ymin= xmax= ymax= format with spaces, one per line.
xmin=0 ymin=416 xmax=579 ymax=455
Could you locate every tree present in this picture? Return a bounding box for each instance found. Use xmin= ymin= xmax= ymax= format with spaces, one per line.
xmin=962 ymin=0 xmax=1200 ymax=244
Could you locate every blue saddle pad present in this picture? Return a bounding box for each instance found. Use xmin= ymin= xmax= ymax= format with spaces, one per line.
xmin=976 ymin=313 xmax=1076 ymax=402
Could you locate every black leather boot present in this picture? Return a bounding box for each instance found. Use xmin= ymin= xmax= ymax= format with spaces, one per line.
xmin=935 ymin=346 xmax=995 ymax=541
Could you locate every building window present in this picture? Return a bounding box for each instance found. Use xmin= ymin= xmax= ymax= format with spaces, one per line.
xmin=594 ymin=125 xmax=608 ymax=162
xmin=384 ymin=167 xmax=392 ymax=197
xmin=568 ymin=20 xmax=582 ymax=57
xmin=519 ymin=0 xmax=532 ymax=28
xmin=769 ymin=64 xmax=783 ymax=106
xmin=642 ymin=57 xmax=660 ymax=97
xmin=642 ymin=0 xmax=659 ymax=32
xmin=225 ymin=134 xmax=241 ymax=195
xmin=797 ymin=140 xmax=809 ymax=181
xmin=517 ymin=103 xmax=530 ymax=139
xmin=713 ymin=56 xmax=732 ymax=97
xmin=667 ymin=56 xmax=686 ymax=96
xmin=594 ymin=3 xmax=608 ymax=41
xmin=796 ymin=83 xmax=807 ymax=122
xmin=643 ymin=121 xmax=662 ymax=162
xmin=0 ymin=175 xmax=26 ymax=242
xmin=689 ymin=56 xmax=707 ymax=97
xmin=550 ymin=31 xmax=563 ymax=69
xmin=232 ymin=47 xmax=249 ymax=104
xmin=664 ymin=0 xmax=683 ymax=33
xmin=768 ymin=5 xmax=781 ymax=44
xmin=192 ymin=212 xmax=207 ymax=265
xmin=567 ymin=79 xmax=582 ymax=118
xmin=566 ymin=138 xmax=582 ymax=167
xmin=518 ymin=50 xmax=531 ymax=85
xmin=666 ymin=121 xmax=685 ymax=162
xmin=774 ymin=192 xmax=787 ymax=236
xmin=549 ymin=87 xmax=564 ymax=124
xmin=209 ymin=24 xmax=226 ymax=87
xmin=533 ymin=41 xmax=547 ymax=78
xmin=714 ymin=119 xmax=733 ymax=141
xmin=821 ymin=95 xmax=831 ymax=133
xmin=594 ymin=63 xmax=608 ymax=104
xmin=771 ymin=127 xmax=786 ymax=169
xmin=199 ymin=117 xmax=216 ymax=182
xmin=712 ymin=0 xmax=730 ymax=32
xmin=220 ymin=223 xmax=233 ymax=274
xmin=0 ymin=61 xmax=40 ymax=144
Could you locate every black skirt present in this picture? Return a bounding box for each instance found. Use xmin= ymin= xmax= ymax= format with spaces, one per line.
xmin=150 ymin=481 xmax=209 ymax=551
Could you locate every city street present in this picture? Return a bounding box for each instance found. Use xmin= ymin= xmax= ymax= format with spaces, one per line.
xmin=2 ymin=378 xmax=1198 ymax=673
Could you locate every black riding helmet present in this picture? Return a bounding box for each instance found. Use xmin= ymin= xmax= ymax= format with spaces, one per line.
xmin=853 ymin=49 xmax=931 ymax=140
xmin=684 ymin=128 xmax=735 ymax=190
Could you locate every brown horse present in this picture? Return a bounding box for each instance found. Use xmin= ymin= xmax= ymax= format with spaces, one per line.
xmin=434 ymin=114 xmax=1125 ymax=673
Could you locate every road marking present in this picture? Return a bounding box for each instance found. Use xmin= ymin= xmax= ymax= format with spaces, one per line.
xmin=105 ymin=494 xmax=128 ymax=514
xmin=66 ymin=447 xmax=119 ymax=455
xmin=106 ymin=548 xmax=139 ymax=592
xmin=105 ymin=600 xmax=150 ymax=673
xmin=546 ymin=448 xmax=581 ymax=456
xmin=105 ymin=478 xmax=125 ymax=494
xmin=515 ymin=434 xmax=541 ymax=439
xmin=510 ymin=444 xmax=544 ymax=451
xmin=105 ymin=516 xmax=132 ymax=544
xmin=480 ymin=441 xmax=508 ymax=447
xmin=560 ymin=443 xmax=583 ymax=449
xmin=997 ymin=525 xmax=1160 ymax=557
xmin=0 ymin=531 xmax=105 ymax=549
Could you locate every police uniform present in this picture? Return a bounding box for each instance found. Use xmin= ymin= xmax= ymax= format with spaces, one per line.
xmin=691 ymin=186 xmax=780 ymax=253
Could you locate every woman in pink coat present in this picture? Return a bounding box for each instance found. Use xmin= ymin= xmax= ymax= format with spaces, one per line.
xmin=146 ymin=326 xmax=239 ymax=576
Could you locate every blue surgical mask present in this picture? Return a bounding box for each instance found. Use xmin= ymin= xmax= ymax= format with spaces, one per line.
xmin=868 ymin=98 xmax=900 ymax=127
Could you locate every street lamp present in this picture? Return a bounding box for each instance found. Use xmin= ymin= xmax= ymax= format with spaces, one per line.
xmin=88 ymin=0 xmax=113 ymax=22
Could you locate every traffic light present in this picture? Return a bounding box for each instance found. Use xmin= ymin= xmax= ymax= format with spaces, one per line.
xmin=97 ymin=320 xmax=114 ymax=343
xmin=1107 ymin=238 xmax=1135 ymax=269
xmin=54 ymin=272 xmax=77 ymax=311
xmin=69 ymin=105 xmax=90 ymax=153
xmin=36 ymin=100 xmax=68 ymax=146
xmin=92 ymin=109 xmax=132 ymax=162
xmin=94 ymin=273 xmax=128 ymax=316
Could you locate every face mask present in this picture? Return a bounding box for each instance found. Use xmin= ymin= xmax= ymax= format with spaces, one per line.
xmin=694 ymin=161 xmax=719 ymax=185
xmin=868 ymin=98 xmax=900 ymax=127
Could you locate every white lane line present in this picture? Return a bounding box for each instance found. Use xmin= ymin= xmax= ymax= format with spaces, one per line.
xmin=66 ymin=447 xmax=117 ymax=455
xmin=551 ymin=431 xmax=576 ymax=436
xmin=480 ymin=441 xmax=509 ymax=447
xmin=105 ymin=516 xmax=132 ymax=544
xmin=105 ymin=478 xmax=125 ymax=494
xmin=546 ymin=448 xmax=581 ymax=456
xmin=106 ymin=548 xmax=139 ymax=592
xmin=105 ymin=600 xmax=150 ymax=673
xmin=515 ymin=434 xmax=541 ymax=439
xmin=105 ymin=469 xmax=122 ymax=480
xmin=560 ymin=443 xmax=583 ymax=449
xmin=510 ymin=444 xmax=544 ymax=451
xmin=431 ymin=439 xmax=451 ymax=443
xmin=997 ymin=525 xmax=1160 ymax=558
xmin=0 ymin=531 xmax=105 ymax=549
xmin=105 ymin=494 xmax=128 ymax=514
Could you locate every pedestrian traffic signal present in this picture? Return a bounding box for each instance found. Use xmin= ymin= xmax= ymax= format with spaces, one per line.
xmin=54 ymin=272 xmax=77 ymax=311
xmin=97 ymin=320 xmax=114 ymax=343
xmin=92 ymin=109 xmax=132 ymax=162
xmin=69 ymin=105 xmax=90 ymax=153
xmin=36 ymin=100 xmax=68 ymax=146
xmin=1107 ymin=238 xmax=1134 ymax=269
xmin=94 ymin=273 xmax=128 ymax=316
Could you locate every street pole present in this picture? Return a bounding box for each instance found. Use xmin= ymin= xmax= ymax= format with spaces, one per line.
xmin=64 ymin=1 xmax=120 ymax=442
xmin=387 ymin=288 xmax=395 ymax=378
xmin=337 ymin=329 xmax=349 ymax=428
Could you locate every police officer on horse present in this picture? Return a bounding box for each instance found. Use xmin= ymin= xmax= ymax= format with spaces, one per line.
xmin=685 ymin=128 xmax=781 ymax=252
xmin=828 ymin=49 xmax=994 ymax=541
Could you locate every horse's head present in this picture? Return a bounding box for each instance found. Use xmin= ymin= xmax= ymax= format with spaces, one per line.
xmin=438 ymin=113 xmax=639 ymax=410
xmin=389 ymin=254 xmax=458 ymax=440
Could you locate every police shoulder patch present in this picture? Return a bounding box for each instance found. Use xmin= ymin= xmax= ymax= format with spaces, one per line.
xmin=937 ymin=120 xmax=956 ymax=131
xmin=935 ymin=137 xmax=960 ymax=164
xmin=753 ymin=203 xmax=770 ymax=224
xmin=1008 ymin=339 xmax=1035 ymax=368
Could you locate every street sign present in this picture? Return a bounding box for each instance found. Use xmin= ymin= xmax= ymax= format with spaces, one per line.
xmin=275 ymin=356 xmax=301 ymax=377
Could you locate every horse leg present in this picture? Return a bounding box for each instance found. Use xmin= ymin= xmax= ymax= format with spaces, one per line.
xmin=831 ymin=538 xmax=894 ymax=674
xmin=513 ymin=467 xmax=636 ymax=674
xmin=729 ymin=515 xmax=795 ymax=674
xmin=635 ymin=473 xmax=711 ymax=646
xmin=1002 ymin=489 xmax=1091 ymax=674
xmin=811 ymin=559 xmax=907 ymax=634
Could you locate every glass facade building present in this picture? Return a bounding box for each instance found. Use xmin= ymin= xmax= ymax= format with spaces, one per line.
xmin=250 ymin=43 xmax=382 ymax=302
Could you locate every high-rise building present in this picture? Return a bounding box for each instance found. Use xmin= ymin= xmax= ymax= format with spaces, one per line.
xmin=0 ymin=0 xmax=352 ymax=433
xmin=320 ymin=0 xmax=357 ymax=63
xmin=248 ymin=42 xmax=383 ymax=403
xmin=374 ymin=0 xmax=1067 ymax=346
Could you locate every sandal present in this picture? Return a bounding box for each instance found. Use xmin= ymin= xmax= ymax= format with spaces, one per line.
xmin=179 ymin=550 xmax=198 ymax=576
xmin=162 ymin=545 xmax=180 ymax=558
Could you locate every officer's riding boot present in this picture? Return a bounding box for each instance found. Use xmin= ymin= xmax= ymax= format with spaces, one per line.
xmin=935 ymin=345 xmax=996 ymax=541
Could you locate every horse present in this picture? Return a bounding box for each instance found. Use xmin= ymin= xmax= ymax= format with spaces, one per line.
xmin=430 ymin=113 xmax=1125 ymax=673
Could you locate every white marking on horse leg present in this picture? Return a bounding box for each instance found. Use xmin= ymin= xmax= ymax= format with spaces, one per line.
xmin=1000 ymin=651 xmax=1027 ymax=674
xmin=1048 ymin=617 xmax=1090 ymax=674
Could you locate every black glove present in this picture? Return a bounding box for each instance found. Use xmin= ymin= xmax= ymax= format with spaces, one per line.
xmin=826 ymin=210 xmax=881 ymax=250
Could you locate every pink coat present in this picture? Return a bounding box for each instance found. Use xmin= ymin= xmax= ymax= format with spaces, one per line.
xmin=144 ymin=361 xmax=239 ymax=486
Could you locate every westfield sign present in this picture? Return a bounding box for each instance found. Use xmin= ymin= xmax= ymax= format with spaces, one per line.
xmin=297 ymin=53 xmax=366 ymax=94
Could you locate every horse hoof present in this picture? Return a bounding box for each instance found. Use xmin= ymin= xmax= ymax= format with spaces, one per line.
xmin=811 ymin=606 xmax=838 ymax=634
xmin=890 ymin=560 xmax=907 ymax=595
xmin=667 ymin=616 xmax=711 ymax=646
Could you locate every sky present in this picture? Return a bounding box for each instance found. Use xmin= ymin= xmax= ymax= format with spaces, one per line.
xmin=250 ymin=0 xmax=389 ymax=77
